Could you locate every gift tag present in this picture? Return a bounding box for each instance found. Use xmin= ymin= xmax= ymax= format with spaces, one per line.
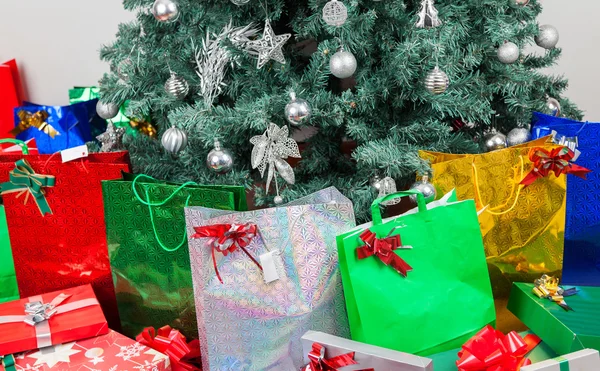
xmin=61 ymin=144 xmax=88 ymax=163
xmin=260 ymin=250 xmax=282 ymax=284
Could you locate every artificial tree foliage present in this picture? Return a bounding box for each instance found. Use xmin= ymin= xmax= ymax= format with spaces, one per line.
xmin=99 ymin=0 xmax=581 ymax=222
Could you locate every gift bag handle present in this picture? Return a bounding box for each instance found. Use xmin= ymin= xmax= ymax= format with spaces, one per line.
xmin=0 ymin=139 xmax=29 ymax=155
xmin=371 ymin=190 xmax=427 ymax=226
xmin=132 ymin=174 xmax=198 ymax=252
xmin=471 ymin=155 xmax=524 ymax=215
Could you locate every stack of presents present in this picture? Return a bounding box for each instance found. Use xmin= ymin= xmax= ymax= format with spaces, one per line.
xmin=1 ymin=59 xmax=600 ymax=371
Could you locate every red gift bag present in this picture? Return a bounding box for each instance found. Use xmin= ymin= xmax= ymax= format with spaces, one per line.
xmin=0 ymin=150 xmax=130 ymax=330
xmin=0 ymin=60 xmax=25 ymax=138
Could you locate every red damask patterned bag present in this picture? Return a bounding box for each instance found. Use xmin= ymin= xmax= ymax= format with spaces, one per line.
xmin=0 ymin=150 xmax=130 ymax=329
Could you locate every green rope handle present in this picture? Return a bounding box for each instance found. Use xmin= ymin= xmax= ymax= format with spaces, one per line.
xmin=0 ymin=139 xmax=29 ymax=155
xmin=132 ymin=174 xmax=198 ymax=252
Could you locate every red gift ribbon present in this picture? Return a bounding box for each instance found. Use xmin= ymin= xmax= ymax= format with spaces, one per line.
xmin=520 ymin=146 xmax=591 ymax=187
xmin=302 ymin=342 xmax=374 ymax=371
xmin=136 ymin=326 xmax=201 ymax=371
xmin=191 ymin=223 xmax=263 ymax=283
xmin=456 ymin=325 xmax=541 ymax=371
xmin=356 ymin=229 xmax=413 ymax=277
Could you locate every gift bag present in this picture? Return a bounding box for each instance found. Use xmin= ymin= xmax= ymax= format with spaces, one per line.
xmin=532 ymin=112 xmax=600 ymax=286
xmin=185 ymin=187 xmax=355 ymax=371
xmin=0 ymin=148 xmax=130 ymax=330
xmin=337 ymin=190 xmax=495 ymax=356
xmin=0 ymin=60 xmax=25 ymax=138
xmin=420 ymin=138 xmax=568 ymax=297
xmin=103 ymin=175 xmax=247 ymax=339
xmin=0 ymin=205 xmax=18 ymax=304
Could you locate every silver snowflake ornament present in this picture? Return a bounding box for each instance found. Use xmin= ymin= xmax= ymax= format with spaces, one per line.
xmin=97 ymin=121 xmax=126 ymax=152
xmin=250 ymin=123 xmax=301 ymax=193
xmin=246 ymin=19 xmax=291 ymax=69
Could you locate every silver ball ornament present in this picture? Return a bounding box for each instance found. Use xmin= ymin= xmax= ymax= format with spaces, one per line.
xmin=285 ymin=92 xmax=311 ymax=126
xmin=535 ymin=25 xmax=559 ymax=50
xmin=511 ymin=0 xmax=529 ymax=6
xmin=152 ymin=0 xmax=179 ymax=22
xmin=409 ymin=176 xmax=437 ymax=203
xmin=506 ymin=127 xmax=531 ymax=147
xmin=330 ymin=49 xmax=357 ymax=79
xmin=546 ymin=97 xmax=561 ymax=117
xmin=370 ymin=174 xmax=383 ymax=191
xmin=425 ymin=66 xmax=450 ymax=95
xmin=164 ymin=73 xmax=189 ymax=100
xmin=481 ymin=131 xmax=507 ymax=152
xmin=322 ymin=0 xmax=348 ymax=27
xmin=497 ymin=42 xmax=520 ymax=64
xmin=230 ymin=0 xmax=250 ymax=4
xmin=96 ymin=101 xmax=120 ymax=120
xmin=206 ymin=140 xmax=234 ymax=174
xmin=274 ymin=195 xmax=284 ymax=205
xmin=161 ymin=126 xmax=188 ymax=154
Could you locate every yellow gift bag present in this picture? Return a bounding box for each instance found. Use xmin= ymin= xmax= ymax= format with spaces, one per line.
xmin=420 ymin=137 xmax=567 ymax=297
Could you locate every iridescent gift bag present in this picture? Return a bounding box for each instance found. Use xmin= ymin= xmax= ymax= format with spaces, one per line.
xmin=185 ymin=187 xmax=355 ymax=371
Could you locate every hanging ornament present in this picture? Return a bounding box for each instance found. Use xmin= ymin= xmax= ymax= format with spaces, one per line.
xmin=245 ymin=19 xmax=291 ymax=69
xmin=370 ymin=174 xmax=383 ymax=191
xmin=507 ymin=126 xmax=531 ymax=147
xmin=96 ymin=101 xmax=120 ymax=120
xmin=250 ymin=123 xmax=301 ymax=200
xmin=273 ymin=195 xmax=284 ymax=205
xmin=409 ymin=175 xmax=437 ymax=203
xmin=535 ymin=25 xmax=559 ymax=50
xmin=481 ymin=130 xmax=507 ymax=152
xmin=546 ymin=97 xmax=562 ymax=117
xmin=284 ymin=92 xmax=312 ymax=127
xmin=230 ymin=0 xmax=250 ymax=4
xmin=510 ymin=0 xmax=529 ymax=6
xmin=130 ymin=117 xmax=158 ymax=138
xmin=497 ymin=41 xmax=520 ymax=64
xmin=330 ymin=47 xmax=357 ymax=79
xmin=322 ymin=0 xmax=348 ymax=27
xmin=96 ymin=121 xmax=126 ymax=153
xmin=152 ymin=0 xmax=179 ymax=22
xmin=206 ymin=140 xmax=234 ymax=174
xmin=425 ymin=66 xmax=449 ymax=94
xmin=161 ymin=126 xmax=188 ymax=154
xmin=415 ymin=0 xmax=442 ymax=29
xmin=164 ymin=72 xmax=190 ymax=100
xmin=377 ymin=177 xmax=401 ymax=206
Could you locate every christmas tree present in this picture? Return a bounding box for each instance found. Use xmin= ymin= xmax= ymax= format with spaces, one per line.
xmin=98 ymin=0 xmax=581 ymax=221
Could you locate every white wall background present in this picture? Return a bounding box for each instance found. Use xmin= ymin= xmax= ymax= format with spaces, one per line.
xmin=0 ymin=1 xmax=597 ymax=119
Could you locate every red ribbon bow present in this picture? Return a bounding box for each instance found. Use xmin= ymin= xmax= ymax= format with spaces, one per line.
xmin=136 ymin=326 xmax=201 ymax=371
xmin=191 ymin=223 xmax=263 ymax=283
xmin=456 ymin=325 xmax=541 ymax=371
xmin=302 ymin=343 xmax=374 ymax=371
xmin=520 ymin=146 xmax=591 ymax=187
xmin=356 ymin=229 xmax=413 ymax=277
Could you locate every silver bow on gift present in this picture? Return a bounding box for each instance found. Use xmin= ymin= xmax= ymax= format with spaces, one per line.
xmin=24 ymin=300 xmax=61 ymax=326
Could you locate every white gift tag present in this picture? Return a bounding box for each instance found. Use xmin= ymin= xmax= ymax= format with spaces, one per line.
xmin=260 ymin=251 xmax=281 ymax=284
xmin=61 ymin=144 xmax=89 ymax=163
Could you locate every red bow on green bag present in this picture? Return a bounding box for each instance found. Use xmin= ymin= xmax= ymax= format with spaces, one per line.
xmin=302 ymin=342 xmax=374 ymax=371
xmin=456 ymin=325 xmax=541 ymax=371
xmin=136 ymin=326 xmax=201 ymax=371
xmin=357 ymin=229 xmax=413 ymax=277
xmin=520 ymin=146 xmax=591 ymax=187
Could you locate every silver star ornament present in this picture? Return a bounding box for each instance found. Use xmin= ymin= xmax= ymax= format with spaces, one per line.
xmin=97 ymin=121 xmax=126 ymax=152
xmin=246 ymin=19 xmax=291 ymax=69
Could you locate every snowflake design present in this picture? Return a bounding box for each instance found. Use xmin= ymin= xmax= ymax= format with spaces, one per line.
xmin=115 ymin=343 xmax=146 ymax=361
xmin=133 ymin=360 xmax=161 ymax=371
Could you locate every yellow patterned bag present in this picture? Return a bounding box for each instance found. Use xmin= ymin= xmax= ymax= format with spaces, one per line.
xmin=420 ymin=137 xmax=567 ymax=297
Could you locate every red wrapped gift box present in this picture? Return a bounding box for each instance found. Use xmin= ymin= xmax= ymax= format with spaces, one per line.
xmin=0 ymin=285 xmax=108 ymax=356
xmin=0 ymin=330 xmax=171 ymax=371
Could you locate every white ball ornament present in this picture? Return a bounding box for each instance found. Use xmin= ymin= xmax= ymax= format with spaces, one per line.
xmin=96 ymin=101 xmax=120 ymax=120
xmin=535 ymin=25 xmax=559 ymax=50
xmin=497 ymin=41 xmax=520 ymax=64
xmin=330 ymin=48 xmax=357 ymax=79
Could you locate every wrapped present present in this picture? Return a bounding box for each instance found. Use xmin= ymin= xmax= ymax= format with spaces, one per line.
xmin=508 ymin=282 xmax=600 ymax=354
xmin=185 ymin=187 xmax=355 ymax=370
xmin=521 ymin=349 xmax=600 ymax=371
xmin=0 ymin=329 xmax=171 ymax=371
xmin=0 ymin=205 xmax=18 ymax=304
xmin=420 ymin=137 xmax=568 ymax=297
xmin=0 ymin=150 xmax=131 ymax=330
xmin=301 ymin=331 xmax=433 ymax=371
xmin=532 ymin=112 xmax=600 ymax=286
xmin=0 ymin=60 xmax=25 ymax=138
xmin=337 ymin=190 xmax=495 ymax=356
xmin=136 ymin=326 xmax=201 ymax=371
xmin=103 ymin=174 xmax=247 ymax=339
xmin=0 ymin=284 xmax=108 ymax=356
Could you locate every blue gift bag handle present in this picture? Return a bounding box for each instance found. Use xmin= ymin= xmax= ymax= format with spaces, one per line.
xmin=0 ymin=139 xmax=29 ymax=155
xmin=371 ymin=190 xmax=427 ymax=226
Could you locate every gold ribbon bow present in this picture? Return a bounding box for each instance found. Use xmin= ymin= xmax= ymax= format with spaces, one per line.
xmin=130 ymin=117 xmax=157 ymax=138
xmin=10 ymin=110 xmax=61 ymax=138
xmin=533 ymin=274 xmax=578 ymax=311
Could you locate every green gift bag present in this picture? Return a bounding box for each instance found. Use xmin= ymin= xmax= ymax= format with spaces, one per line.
xmin=0 ymin=205 xmax=18 ymax=303
xmin=337 ymin=190 xmax=496 ymax=356
xmin=103 ymin=175 xmax=247 ymax=339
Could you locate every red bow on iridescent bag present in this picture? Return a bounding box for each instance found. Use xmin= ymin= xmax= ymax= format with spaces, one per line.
xmin=520 ymin=146 xmax=591 ymax=187
xmin=356 ymin=229 xmax=413 ymax=277
xmin=456 ymin=325 xmax=541 ymax=371
xmin=191 ymin=223 xmax=263 ymax=283
xmin=136 ymin=326 xmax=201 ymax=371
xmin=302 ymin=342 xmax=374 ymax=371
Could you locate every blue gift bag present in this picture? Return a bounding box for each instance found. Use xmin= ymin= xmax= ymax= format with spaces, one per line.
xmin=532 ymin=112 xmax=600 ymax=286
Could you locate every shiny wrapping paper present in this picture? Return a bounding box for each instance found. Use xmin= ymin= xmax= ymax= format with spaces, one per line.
xmin=532 ymin=112 xmax=600 ymax=286
xmin=185 ymin=187 xmax=355 ymax=371
xmin=68 ymin=87 xmax=130 ymax=130
xmin=520 ymin=349 xmax=600 ymax=371
xmin=420 ymin=137 xmax=567 ymax=298
xmin=0 ymin=285 xmax=108 ymax=356
xmin=102 ymin=176 xmax=246 ymax=340
xmin=0 ymin=152 xmax=130 ymax=330
xmin=0 ymin=329 xmax=171 ymax=371
xmin=0 ymin=205 xmax=18 ymax=304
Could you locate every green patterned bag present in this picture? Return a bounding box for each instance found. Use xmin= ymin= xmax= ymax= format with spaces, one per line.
xmin=0 ymin=205 xmax=19 ymax=303
xmin=102 ymin=175 xmax=247 ymax=338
